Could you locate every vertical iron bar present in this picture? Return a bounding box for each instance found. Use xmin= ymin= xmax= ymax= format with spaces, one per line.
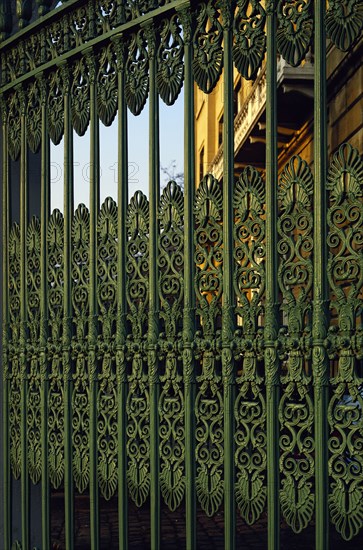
xmin=86 ymin=49 xmax=100 ymax=550
xmin=145 ymin=22 xmax=160 ymax=550
xmin=265 ymin=3 xmax=280 ymax=549
xmin=1 ymin=95 xmax=11 ymax=550
xmin=19 ymin=84 xmax=29 ymax=550
xmin=61 ymin=63 xmax=74 ymax=550
xmin=39 ymin=74 xmax=50 ymax=550
xmin=178 ymin=6 xmax=196 ymax=549
xmin=313 ymin=1 xmax=329 ymax=548
xmin=113 ymin=34 xmax=129 ymax=550
xmin=221 ymin=3 xmax=235 ymax=549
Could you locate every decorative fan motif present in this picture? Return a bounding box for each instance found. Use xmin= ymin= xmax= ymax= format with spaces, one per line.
xmin=97 ymin=45 xmax=118 ymax=127
xmin=8 ymin=92 xmax=21 ymax=161
xmin=71 ymin=57 xmax=90 ymax=136
xmin=327 ymin=0 xmax=363 ymax=52
xmin=327 ymin=143 xmax=363 ymax=206
xmin=278 ymin=155 xmax=314 ymax=213
xmin=26 ymin=80 xmax=42 ymax=154
xmin=192 ymin=0 xmax=223 ymax=93
xmin=125 ymin=30 xmax=149 ymax=116
xmin=127 ymin=190 xmax=149 ymax=241
xmin=48 ymin=70 xmax=64 ymax=146
xmin=327 ymin=144 xmax=363 ymax=540
xmin=234 ymin=165 xmax=265 ymax=220
xmin=194 ymin=173 xmax=223 ymax=224
xmin=156 ymin=15 xmax=184 ymax=106
xmin=280 ymin=472 xmax=315 ymax=532
xmin=277 ymin=0 xmax=313 ymax=67
xmin=233 ymin=0 xmax=266 ymax=80
xmin=236 ymin=466 xmax=266 ymax=524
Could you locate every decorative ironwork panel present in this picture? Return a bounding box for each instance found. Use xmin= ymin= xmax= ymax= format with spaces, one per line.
xmin=71 ymin=58 xmax=90 ymax=137
xmin=48 ymin=69 xmax=64 ymax=146
xmin=192 ymin=0 xmax=223 ymax=94
xmin=233 ymin=0 xmax=266 ymax=80
xmin=326 ymin=0 xmax=363 ymax=52
xmin=97 ymin=0 xmax=118 ymax=34
xmin=1 ymin=2 xmax=363 ymax=548
xmin=126 ymin=191 xmax=150 ymax=506
xmin=9 ymin=224 xmax=21 ymax=480
xmin=156 ymin=14 xmax=184 ymax=106
xmin=327 ymin=144 xmax=363 ymax=541
xmin=71 ymin=204 xmax=90 ymax=494
xmin=276 ymin=0 xmax=313 ymax=67
xmin=7 ymin=92 xmax=21 ymax=162
xmin=26 ymin=216 xmax=42 ymax=484
xmin=97 ymin=198 xmax=118 ymax=500
xmin=158 ymin=181 xmax=185 ymax=511
xmin=26 ymin=80 xmax=42 ymax=154
xmin=233 ymin=166 xmax=267 ymax=524
xmin=194 ymin=174 xmax=224 ymax=516
xmin=97 ymin=44 xmax=118 ymax=127
xmin=277 ymin=156 xmax=315 ymax=533
xmin=125 ymin=29 xmax=149 ymax=116
xmin=47 ymin=210 xmax=65 ymax=489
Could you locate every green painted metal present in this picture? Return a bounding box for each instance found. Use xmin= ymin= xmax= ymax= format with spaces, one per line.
xmin=146 ymin=20 xmax=161 ymax=550
xmin=19 ymin=84 xmax=29 ymax=550
xmin=178 ymin=5 xmax=196 ymax=548
xmin=89 ymin=48 xmax=101 ymax=550
xmin=0 ymin=1 xmax=363 ymax=549
xmin=313 ymin=2 xmax=329 ymax=549
xmin=221 ymin=2 xmax=236 ymax=549
xmin=114 ymin=33 xmax=129 ymax=550
xmin=62 ymin=62 xmax=75 ymax=550
xmin=1 ymin=93 xmax=11 ymax=550
xmin=39 ymin=74 xmax=50 ymax=550
xmin=265 ymin=3 xmax=280 ymax=549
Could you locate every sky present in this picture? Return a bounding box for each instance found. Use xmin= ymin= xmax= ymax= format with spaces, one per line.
xmin=50 ymin=88 xmax=184 ymax=212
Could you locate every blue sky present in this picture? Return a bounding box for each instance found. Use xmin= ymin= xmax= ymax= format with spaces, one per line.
xmin=50 ymin=89 xmax=184 ymax=212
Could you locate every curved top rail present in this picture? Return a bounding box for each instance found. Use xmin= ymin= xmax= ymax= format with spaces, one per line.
xmin=0 ymin=0 xmax=180 ymax=48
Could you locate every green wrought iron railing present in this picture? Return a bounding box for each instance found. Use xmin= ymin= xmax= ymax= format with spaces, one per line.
xmin=0 ymin=1 xmax=362 ymax=549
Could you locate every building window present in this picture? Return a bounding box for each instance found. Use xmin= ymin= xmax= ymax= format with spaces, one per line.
xmin=234 ymin=78 xmax=242 ymax=117
xmin=199 ymin=146 xmax=204 ymax=182
xmin=218 ymin=115 xmax=223 ymax=147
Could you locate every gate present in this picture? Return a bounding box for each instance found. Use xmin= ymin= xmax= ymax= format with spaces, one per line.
xmin=0 ymin=0 xmax=362 ymax=548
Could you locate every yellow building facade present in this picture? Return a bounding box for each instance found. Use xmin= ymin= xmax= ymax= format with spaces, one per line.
xmin=195 ymin=34 xmax=362 ymax=184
